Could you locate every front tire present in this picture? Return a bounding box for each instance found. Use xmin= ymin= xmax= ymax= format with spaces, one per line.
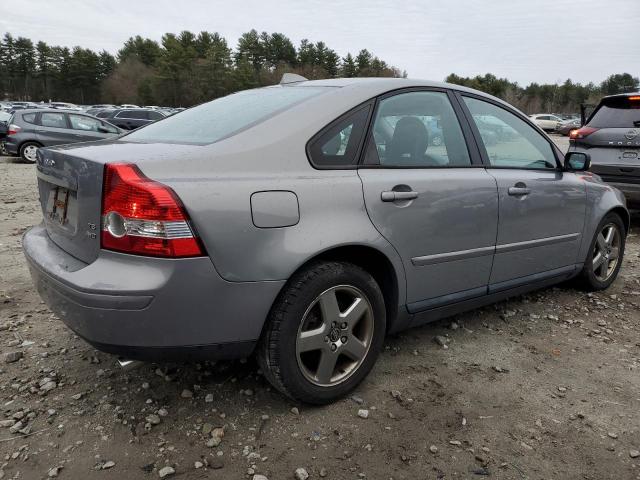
xmin=580 ymin=213 xmax=625 ymax=290
xmin=19 ymin=141 xmax=41 ymax=164
xmin=258 ymin=261 xmax=386 ymax=405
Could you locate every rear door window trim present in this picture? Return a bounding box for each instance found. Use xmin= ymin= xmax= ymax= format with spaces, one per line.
xmin=356 ymin=86 xmax=484 ymax=169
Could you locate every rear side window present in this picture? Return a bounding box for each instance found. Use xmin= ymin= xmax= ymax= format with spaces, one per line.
xmin=365 ymin=91 xmax=471 ymax=167
xmin=22 ymin=113 xmax=37 ymax=124
xmin=40 ymin=112 xmax=67 ymax=128
xmin=588 ymin=96 xmax=640 ymax=128
xmin=125 ymin=86 xmax=330 ymax=145
xmin=307 ymin=104 xmax=371 ymax=168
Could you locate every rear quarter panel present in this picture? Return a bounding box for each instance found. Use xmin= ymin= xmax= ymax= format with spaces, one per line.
xmin=134 ymin=84 xmax=408 ymax=308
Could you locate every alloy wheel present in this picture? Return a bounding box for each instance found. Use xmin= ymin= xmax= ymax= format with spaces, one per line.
xmin=592 ymin=223 xmax=621 ymax=282
xmin=295 ymin=285 xmax=374 ymax=387
xmin=23 ymin=145 xmax=38 ymax=162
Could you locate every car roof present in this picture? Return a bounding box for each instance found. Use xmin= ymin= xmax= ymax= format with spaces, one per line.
xmin=602 ymin=91 xmax=640 ymax=99
xmin=14 ymin=109 xmax=96 ymax=115
xmin=279 ymin=77 xmax=522 ymax=113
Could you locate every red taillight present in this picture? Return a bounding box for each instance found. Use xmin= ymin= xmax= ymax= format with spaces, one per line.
xmin=569 ymin=126 xmax=599 ymax=140
xmin=7 ymin=124 xmax=21 ymax=135
xmin=101 ymin=163 xmax=204 ymax=258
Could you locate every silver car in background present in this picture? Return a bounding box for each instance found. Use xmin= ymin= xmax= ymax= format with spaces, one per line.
xmin=23 ymin=77 xmax=628 ymax=404
xmin=4 ymin=109 xmax=122 ymax=163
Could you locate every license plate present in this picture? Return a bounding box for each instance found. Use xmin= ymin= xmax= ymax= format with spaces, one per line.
xmin=48 ymin=187 xmax=70 ymax=225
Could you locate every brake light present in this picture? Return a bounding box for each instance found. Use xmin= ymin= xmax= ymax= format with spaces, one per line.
xmin=629 ymin=96 xmax=640 ymax=101
xmin=101 ymin=163 xmax=204 ymax=258
xmin=7 ymin=124 xmax=21 ymax=135
xmin=569 ymin=126 xmax=599 ymax=139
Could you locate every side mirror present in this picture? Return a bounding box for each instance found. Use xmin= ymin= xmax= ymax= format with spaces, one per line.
xmin=564 ymin=151 xmax=591 ymax=171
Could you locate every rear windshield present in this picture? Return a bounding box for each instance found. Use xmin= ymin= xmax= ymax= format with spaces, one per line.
xmin=588 ymin=96 xmax=640 ymax=128
xmin=124 ymin=86 xmax=331 ymax=145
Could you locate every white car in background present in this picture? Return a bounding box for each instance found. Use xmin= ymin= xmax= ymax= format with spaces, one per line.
xmin=529 ymin=114 xmax=563 ymax=132
xmin=49 ymin=102 xmax=83 ymax=111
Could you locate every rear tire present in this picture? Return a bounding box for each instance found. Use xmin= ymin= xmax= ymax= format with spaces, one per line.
xmin=19 ymin=141 xmax=41 ymax=164
xmin=580 ymin=213 xmax=625 ymax=291
xmin=258 ymin=261 xmax=386 ymax=405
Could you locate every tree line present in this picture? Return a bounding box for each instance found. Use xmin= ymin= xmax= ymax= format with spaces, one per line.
xmin=0 ymin=30 xmax=404 ymax=106
xmin=445 ymin=72 xmax=639 ymax=114
xmin=1 ymin=30 xmax=637 ymax=112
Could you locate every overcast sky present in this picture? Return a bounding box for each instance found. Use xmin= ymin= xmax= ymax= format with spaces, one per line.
xmin=1 ymin=0 xmax=638 ymax=86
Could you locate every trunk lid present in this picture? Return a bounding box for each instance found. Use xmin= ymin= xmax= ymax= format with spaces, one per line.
xmin=36 ymin=147 xmax=105 ymax=264
xmin=575 ymin=127 xmax=640 ymax=150
xmin=35 ymin=139 xmax=207 ymax=264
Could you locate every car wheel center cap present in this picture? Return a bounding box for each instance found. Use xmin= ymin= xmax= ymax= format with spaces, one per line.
xmin=329 ymin=327 xmax=341 ymax=342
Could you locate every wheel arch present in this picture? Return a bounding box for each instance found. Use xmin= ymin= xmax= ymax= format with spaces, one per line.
xmin=19 ymin=139 xmax=43 ymax=149
xmin=608 ymin=206 xmax=630 ymax=235
xmin=267 ymin=244 xmax=406 ymax=335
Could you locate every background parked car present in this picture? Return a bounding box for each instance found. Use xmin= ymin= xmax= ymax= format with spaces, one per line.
xmin=47 ymin=102 xmax=83 ymax=111
xmin=557 ymin=118 xmax=582 ymax=136
xmin=101 ymin=108 xmax=166 ymax=130
xmin=4 ymin=109 xmax=122 ymax=163
xmin=0 ymin=110 xmax=10 ymax=153
xmin=570 ymin=92 xmax=640 ymax=208
xmin=529 ymin=113 xmax=563 ymax=132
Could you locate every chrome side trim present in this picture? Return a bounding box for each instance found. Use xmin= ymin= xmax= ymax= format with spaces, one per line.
xmin=411 ymin=245 xmax=495 ymax=266
xmin=495 ymin=232 xmax=581 ymax=254
xmin=411 ymin=232 xmax=581 ymax=267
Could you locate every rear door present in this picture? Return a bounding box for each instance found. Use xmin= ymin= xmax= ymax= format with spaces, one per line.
xmin=460 ymin=94 xmax=585 ymax=290
xmin=358 ymin=89 xmax=499 ymax=311
xmin=36 ymin=112 xmax=76 ymax=146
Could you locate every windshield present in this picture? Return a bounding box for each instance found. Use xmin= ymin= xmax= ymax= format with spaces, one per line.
xmin=588 ymin=96 xmax=640 ymax=128
xmin=124 ymin=86 xmax=332 ymax=145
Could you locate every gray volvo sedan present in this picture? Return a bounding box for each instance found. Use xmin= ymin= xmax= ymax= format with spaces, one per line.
xmin=24 ymin=76 xmax=628 ymax=404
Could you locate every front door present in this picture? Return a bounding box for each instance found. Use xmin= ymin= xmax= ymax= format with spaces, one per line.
xmin=358 ymin=90 xmax=499 ymax=311
xmin=460 ymin=95 xmax=586 ymax=290
xmin=68 ymin=114 xmax=112 ymax=142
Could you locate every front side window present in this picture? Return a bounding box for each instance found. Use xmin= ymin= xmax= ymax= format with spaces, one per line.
xmin=69 ymin=114 xmax=102 ymax=132
xmin=40 ymin=112 xmax=67 ymax=129
xmin=463 ymin=97 xmax=557 ymax=170
xmin=308 ymin=105 xmax=370 ymax=167
xmin=365 ymin=91 xmax=471 ymax=167
xmin=100 ymin=122 xmax=119 ymax=134
xmin=125 ymin=86 xmax=331 ymax=145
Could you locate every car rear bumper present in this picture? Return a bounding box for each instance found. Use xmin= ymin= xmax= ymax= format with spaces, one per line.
xmin=4 ymin=138 xmax=17 ymax=155
xmin=23 ymin=224 xmax=284 ymax=360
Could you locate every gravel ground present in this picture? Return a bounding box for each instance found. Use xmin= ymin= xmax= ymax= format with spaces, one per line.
xmin=1 ymin=135 xmax=640 ymax=480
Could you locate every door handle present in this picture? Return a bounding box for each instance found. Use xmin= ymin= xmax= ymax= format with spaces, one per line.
xmin=381 ymin=191 xmax=419 ymax=202
xmin=508 ymin=185 xmax=531 ymax=196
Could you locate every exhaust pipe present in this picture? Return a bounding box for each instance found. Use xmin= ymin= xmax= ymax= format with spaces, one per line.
xmin=117 ymin=358 xmax=140 ymax=371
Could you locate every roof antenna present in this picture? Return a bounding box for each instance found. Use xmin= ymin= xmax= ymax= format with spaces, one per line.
xmin=280 ymin=73 xmax=308 ymax=85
